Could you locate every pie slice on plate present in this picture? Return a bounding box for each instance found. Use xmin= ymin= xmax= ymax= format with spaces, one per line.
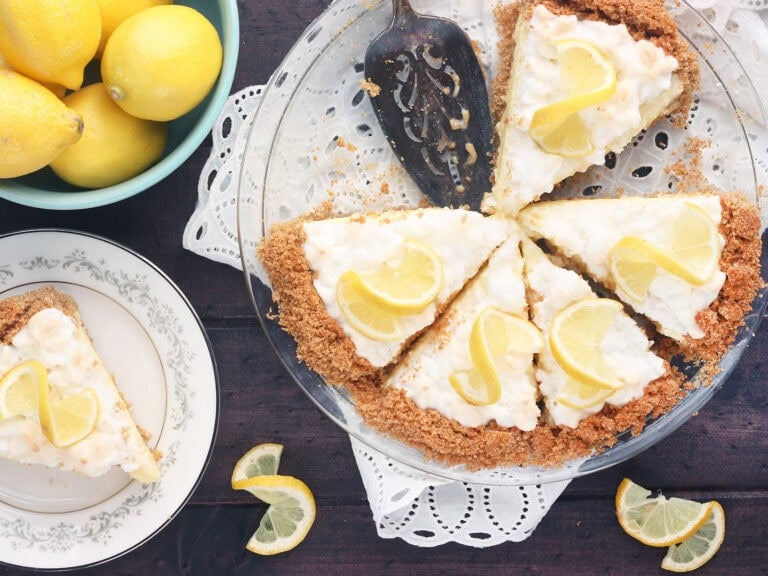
xmin=520 ymin=237 xmax=668 ymax=428
xmin=258 ymin=207 xmax=509 ymax=385
xmin=484 ymin=0 xmax=698 ymax=215
xmin=0 ymin=286 xmax=160 ymax=482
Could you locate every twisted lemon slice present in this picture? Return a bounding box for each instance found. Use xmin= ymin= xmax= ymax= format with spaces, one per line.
xmin=449 ymin=307 xmax=543 ymax=406
xmin=530 ymin=39 xmax=618 ymax=157
xmin=0 ymin=359 xmax=98 ymax=447
xmin=610 ymin=202 xmax=720 ymax=300
xmin=336 ymin=240 xmax=444 ymax=341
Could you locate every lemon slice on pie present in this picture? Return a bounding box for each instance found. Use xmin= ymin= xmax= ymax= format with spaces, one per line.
xmin=38 ymin=385 xmax=100 ymax=448
xmin=530 ymin=39 xmax=618 ymax=156
xmin=609 ymin=202 xmax=721 ymax=300
xmin=470 ymin=307 xmax=544 ymax=371
xmin=336 ymin=271 xmax=404 ymax=341
xmin=549 ymin=298 xmax=624 ymax=390
xmin=351 ymin=239 xmax=443 ymax=314
xmin=555 ymin=377 xmax=615 ymax=410
xmin=1 ymin=358 xmax=99 ymax=448
xmin=0 ymin=359 xmax=44 ymax=418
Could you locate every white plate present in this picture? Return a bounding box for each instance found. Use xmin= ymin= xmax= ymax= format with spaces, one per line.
xmin=0 ymin=229 xmax=218 ymax=570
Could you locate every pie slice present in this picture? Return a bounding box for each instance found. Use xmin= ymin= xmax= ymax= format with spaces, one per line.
xmin=518 ymin=194 xmax=763 ymax=345
xmin=520 ymin=238 xmax=667 ymax=428
xmin=258 ymin=207 xmax=509 ymax=385
xmin=483 ymin=0 xmax=698 ymax=216
xmin=0 ymin=286 xmax=160 ymax=482
xmin=385 ymin=224 xmax=541 ymax=431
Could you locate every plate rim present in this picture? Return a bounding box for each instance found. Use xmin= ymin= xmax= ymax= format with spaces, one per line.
xmin=0 ymin=228 xmax=220 ymax=571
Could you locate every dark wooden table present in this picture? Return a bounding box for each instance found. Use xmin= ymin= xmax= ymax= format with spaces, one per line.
xmin=1 ymin=1 xmax=767 ymax=574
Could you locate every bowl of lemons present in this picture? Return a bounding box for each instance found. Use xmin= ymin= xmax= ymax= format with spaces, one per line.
xmin=0 ymin=0 xmax=239 ymax=210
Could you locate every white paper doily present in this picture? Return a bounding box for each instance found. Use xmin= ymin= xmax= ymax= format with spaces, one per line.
xmin=183 ymin=0 xmax=768 ymax=547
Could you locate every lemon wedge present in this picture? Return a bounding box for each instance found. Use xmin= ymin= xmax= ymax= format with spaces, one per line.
xmin=233 ymin=474 xmax=317 ymax=556
xmin=335 ymin=239 xmax=444 ymax=341
xmin=615 ymin=478 xmax=715 ymax=548
xmin=0 ymin=359 xmax=44 ymax=419
xmin=609 ymin=203 xmax=721 ymax=300
xmin=38 ymin=383 xmax=100 ymax=448
xmin=1 ymin=359 xmax=99 ymax=447
xmin=549 ymin=298 xmax=624 ymax=390
xmin=449 ymin=369 xmax=500 ymax=406
xmin=662 ymin=501 xmax=725 ymax=573
xmin=669 ymin=201 xmax=721 ymax=283
xmin=350 ymin=239 xmax=443 ymax=314
xmin=231 ymin=443 xmax=284 ymax=485
xmin=530 ymin=39 xmax=618 ymax=156
xmin=555 ymin=377 xmax=614 ymax=410
xmin=336 ymin=272 xmax=403 ymax=341
xmin=449 ymin=308 xmax=543 ymax=406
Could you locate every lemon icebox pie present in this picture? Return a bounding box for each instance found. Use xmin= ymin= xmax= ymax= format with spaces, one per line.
xmin=0 ymin=286 xmax=160 ymax=482
xmin=255 ymin=0 xmax=763 ymax=469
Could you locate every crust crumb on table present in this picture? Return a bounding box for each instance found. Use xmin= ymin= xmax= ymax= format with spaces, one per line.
xmin=490 ymin=0 xmax=699 ymax=126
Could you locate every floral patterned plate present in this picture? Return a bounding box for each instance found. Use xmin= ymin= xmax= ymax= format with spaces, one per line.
xmin=0 ymin=229 xmax=219 ymax=571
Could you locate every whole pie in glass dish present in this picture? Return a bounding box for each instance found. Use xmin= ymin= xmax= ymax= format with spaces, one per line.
xmin=239 ymin=0 xmax=766 ymax=485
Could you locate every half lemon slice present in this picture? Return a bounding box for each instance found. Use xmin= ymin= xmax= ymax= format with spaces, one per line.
xmin=530 ymin=39 xmax=618 ymax=156
xmin=352 ymin=239 xmax=443 ymax=314
xmin=615 ymin=478 xmax=715 ymax=548
xmin=0 ymin=359 xmax=45 ymax=418
xmin=233 ymin=474 xmax=317 ymax=556
xmin=549 ymin=298 xmax=624 ymax=390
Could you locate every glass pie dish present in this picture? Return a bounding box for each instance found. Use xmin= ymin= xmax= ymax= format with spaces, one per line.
xmin=237 ymin=0 xmax=767 ymax=485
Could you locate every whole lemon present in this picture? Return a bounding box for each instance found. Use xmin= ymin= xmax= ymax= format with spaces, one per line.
xmin=0 ymin=69 xmax=83 ymax=178
xmin=0 ymin=0 xmax=101 ymax=91
xmin=50 ymin=83 xmax=169 ymax=188
xmin=101 ymin=5 xmax=223 ymax=121
xmin=94 ymin=0 xmax=172 ymax=58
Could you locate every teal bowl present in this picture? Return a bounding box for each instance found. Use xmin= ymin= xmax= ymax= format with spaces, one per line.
xmin=0 ymin=0 xmax=239 ymax=210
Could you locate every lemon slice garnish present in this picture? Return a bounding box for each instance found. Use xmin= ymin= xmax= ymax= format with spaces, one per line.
xmin=530 ymin=39 xmax=618 ymax=157
xmin=662 ymin=501 xmax=725 ymax=572
xmin=231 ymin=442 xmax=284 ymax=485
xmin=1 ymin=359 xmax=99 ymax=447
xmin=0 ymin=359 xmax=44 ymax=418
xmin=615 ymin=478 xmax=716 ymax=548
xmin=555 ymin=377 xmax=614 ymax=410
xmin=352 ymin=239 xmax=443 ymax=314
xmin=336 ymin=271 xmax=404 ymax=341
xmin=335 ymin=239 xmax=444 ymax=341
xmin=549 ymin=298 xmax=624 ymax=390
xmin=233 ymin=474 xmax=317 ymax=556
xmin=609 ymin=203 xmax=721 ymax=300
xmin=669 ymin=201 xmax=721 ymax=283
xmin=38 ymin=383 xmax=100 ymax=448
xmin=449 ymin=308 xmax=543 ymax=406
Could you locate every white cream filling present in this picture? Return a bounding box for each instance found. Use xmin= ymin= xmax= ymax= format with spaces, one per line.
xmin=486 ymin=4 xmax=681 ymax=215
xmin=303 ymin=208 xmax=508 ymax=368
xmin=0 ymin=308 xmax=154 ymax=478
xmin=388 ymin=228 xmax=540 ymax=430
xmin=519 ymin=195 xmax=725 ymax=340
